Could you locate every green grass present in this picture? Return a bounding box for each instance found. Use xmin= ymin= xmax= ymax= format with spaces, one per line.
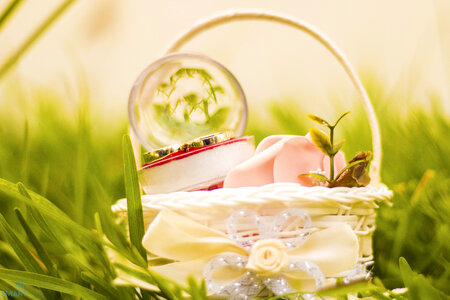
xmin=0 ymin=81 xmax=448 ymax=299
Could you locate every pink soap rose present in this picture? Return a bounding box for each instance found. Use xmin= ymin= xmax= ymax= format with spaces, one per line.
xmin=224 ymin=135 xmax=346 ymax=188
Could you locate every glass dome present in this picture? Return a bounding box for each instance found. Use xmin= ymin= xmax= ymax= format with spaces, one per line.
xmin=129 ymin=53 xmax=247 ymax=150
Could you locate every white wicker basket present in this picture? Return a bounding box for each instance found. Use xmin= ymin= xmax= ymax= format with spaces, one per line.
xmin=114 ymin=10 xmax=393 ymax=298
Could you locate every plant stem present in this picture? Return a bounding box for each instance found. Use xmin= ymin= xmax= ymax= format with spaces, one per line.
xmin=0 ymin=0 xmax=76 ymax=80
xmin=329 ymin=126 xmax=335 ymax=181
xmin=0 ymin=0 xmax=24 ymax=31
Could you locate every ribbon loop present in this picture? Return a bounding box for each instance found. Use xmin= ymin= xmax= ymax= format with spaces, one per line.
xmin=262 ymin=275 xmax=293 ymax=296
xmin=268 ymin=208 xmax=312 ymax=249
xmin=227 ymin=209 xmax=262 ymax=249
xmin=286 ymin=259 xmax=326 ymax=289
xmin=203 ymin=254 xmax=262 ymax=297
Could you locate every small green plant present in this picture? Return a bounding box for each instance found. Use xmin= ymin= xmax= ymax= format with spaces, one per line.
xmin=155 ymin=67 xmax=228 ymax=125
xmin=150 ymin=67 xmax=230 ymax=144
xmin=299 ymin=111 xmax=372 ymax=187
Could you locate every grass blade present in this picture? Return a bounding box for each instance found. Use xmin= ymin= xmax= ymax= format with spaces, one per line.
xmin=106 ymin=241 xmax=148 ymax=269
xmin=186 ymin=276 xmax=207 ymax=300
xmin=0 ymin=180 xmax=98 ymax=250
xmin=18 ymin=183 xmax=64 ymax=252
xmin=0 ymin=214 xmax=44 ymax=274
xmin=399 ymin=257 xmax=446 ymax=299
xmin=122 ymin=135 xmax=147 ymax=262
xmin=0 ymin=279 xmax=46 ymax=300
xmin=81 ymin=272 xmax=120 ymax=300
xmin=0 ymin=0 xmax=76 ymax=79
xmin=0 ymin=213 xmax=59 ymax=299
xmin=14 ymin=208 xmax=57 ymax=276
xmin=20 ymin=120 xmax=30 ymax=185
xmin=0 ymin=268 xmax=106 ymax=300
xmin=0 ymin=0 xmax=24 ymax=30
xmin=316 ymin=280 xmax=377 ymax=297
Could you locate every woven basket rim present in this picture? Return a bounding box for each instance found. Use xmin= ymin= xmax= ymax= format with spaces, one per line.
xmin=112 ymin=182 xmax=393 ymax=213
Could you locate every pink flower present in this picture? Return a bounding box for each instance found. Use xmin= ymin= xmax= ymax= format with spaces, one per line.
xmin=224 ymin=135 xmax=346 ymax=188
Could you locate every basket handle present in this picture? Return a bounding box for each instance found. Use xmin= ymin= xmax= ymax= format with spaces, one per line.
xmin=163 ymin=10 xmax=382 ymax=183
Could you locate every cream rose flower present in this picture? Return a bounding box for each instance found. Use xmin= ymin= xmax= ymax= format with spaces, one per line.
xmin=246 ymin=239 xmax=289 ymax=277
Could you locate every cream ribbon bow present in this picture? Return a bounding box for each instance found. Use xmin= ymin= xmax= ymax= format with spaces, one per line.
xmin=142 ymin=209 xmax=359 ymax=297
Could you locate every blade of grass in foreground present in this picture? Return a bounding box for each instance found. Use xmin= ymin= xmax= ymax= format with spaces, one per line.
xmin=80 ymin=272 xmax=120 ymax=300
xmin=399 ymin=257 xmax=446 ymax=299
xmin=17 ymin=183 xmax=65 ymax=252
xmin=0 ymin=268 xmax=106 ymax=300
xmin=14 ymin=208 xmax=57 ymax=277
xmin=122 ymin=135 xmax=147 ymax=262
xmin=0 ymin=214 xmax=44 ymax=274
xmin=0 ymin=213 xmax=59 ymax=299
xmin=15 ymin=208 xmax=62 ymax=299
xmin=114 ymin=263 xmax=181 ymax=299
xmin=0 ymin=180 xmax=97 ymax=249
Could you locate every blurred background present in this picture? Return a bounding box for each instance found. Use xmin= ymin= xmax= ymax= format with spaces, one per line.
xmin=1 ymin=0 xmax=450 ymax=115
xmin=0 ymin=0 xmax=448 ymax=298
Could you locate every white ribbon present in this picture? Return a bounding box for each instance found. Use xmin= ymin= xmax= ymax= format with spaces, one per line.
xmin=203 ymin=209 xmax=326 ymax=298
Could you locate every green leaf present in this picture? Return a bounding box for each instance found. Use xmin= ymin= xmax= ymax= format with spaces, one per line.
xmin=298 ymin=173 xmax=330 ymax=183
xmin=212 ymin=85 xmax=225 ymax=94
xmin=306 ymin=114 xmax=331 ymax=127
xmin=122 ymin=135 xmax=147 ymax=263
xmin=183 ymin=109 xmax=190 ymax=121
xmin=333 ymin=111 xmax=351 ymax=127
xmin=202 ymin=99 xmax=210 ymax=118
xmin=183 ymin=93 xmax=198 ymax=107
xmin=158 ymin=82 xmax=169 ymax=93
xmin=14 ymin=208 xmax=57 ymax=276
xmin=152 ymin=103 xmax=169 ymax=115
xmin=206 ymin=107 xmax=230 ymax=128
xmin=332 ymin=140 xmax=345 ymax=154
xmin=196 ymin=68 xmax=213 ymax=80
xmin=309 ymin=128 xmax=332 ymax=155
xmin=174 ymin=68 xmax=187 ymax=77
xmin=0 ymin=268 xmax=106 ymax=300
